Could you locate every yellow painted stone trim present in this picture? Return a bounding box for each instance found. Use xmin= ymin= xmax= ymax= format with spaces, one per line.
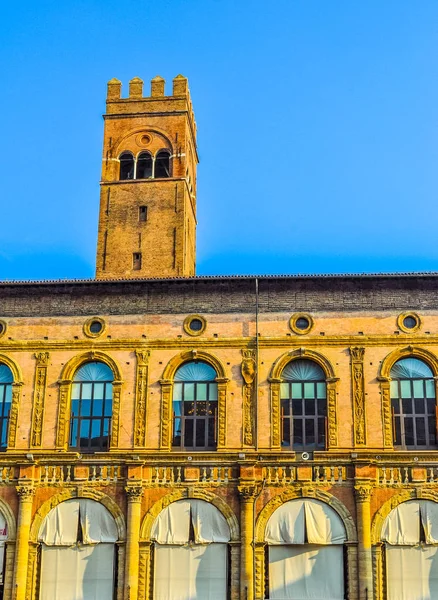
xmin=0 ymin=496 xmax=16 ymax=541
xmin=0 ymin=353 xmax=23 ymax=450
xmin=140 ymin=488 xmax=239 ymax=541
xmin=56 ymin=350 xmax=123 ymax=450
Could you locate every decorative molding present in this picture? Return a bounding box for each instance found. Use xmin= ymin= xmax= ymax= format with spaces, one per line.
xmin=110 ymin=384 xmax=121 ymax=449
xmin=270 ymin=382 xmax=281 ymax=449
xmin=350 ymin=347 xmax=366 ymax=446
xmin=7 ymin=383 xmax=21 ymax=449
xmin=379 ymin=345 xmax=438 ymax=380
xmin=31 ymin=352 xmax=50 ymax=447
xmin=159 ymin=379 xmax=173 ymax=450
xmin=134 ymin=350 xmax=150 ymax=447
xmin=380 ymin=381 xmax=393 ymax=448
xmin=327 ymin=384 xmax=338 ymax=448
xmin=270 ymin=348 xmax=336 ymax=381
xmin=241 ymin=349 xmax=256 ymax=447
xmin=237 ymin=484 xmax=260 ymax=501
xmin=183 ymin=314 xmax=207 ymax=337
xmin=217 ymin=380 xmax=227 ymax=449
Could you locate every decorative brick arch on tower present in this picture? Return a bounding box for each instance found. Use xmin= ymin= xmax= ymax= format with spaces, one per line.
xmin=112 ymin=126 xmax=174 ymax=159
xmin=0 ymin=353 xmax=23 ymax=449
xmin=269 ymin=348 xmax=339 ymax=449
xmin=159 ymin=350 xmax=229 ymax=450
xmin=378 ymin=346 xmax=438 ymax=448
xmin=56 ymin=350 xmax=123 ymax=450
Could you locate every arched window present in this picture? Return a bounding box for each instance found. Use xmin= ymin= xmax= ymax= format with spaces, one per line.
xmin=69 ymin=362 xmax=113 ymax=452
xmin=38 ymin=499 xmax=118 ymax=600
xmin=390 ymin=357 xmax=436 ymax=448
xmin=151 ymin=499 xmax=230 ymax=599
xmin=172 ymin=361 xmax=218 ymax=450
xmin=155 ymin=150 xmax=171 ymax=178
xmin=382 ymin=500 xmax=438 ymax=599
xmin=136 ymin=152 xmax=153 ymax=179
xmin=119 ymin=152 xmax=134 ymax=180
xmin=266 ymin=498 xmax=346 ymax=600
xmin=0 ymin=365 xmax=12 ymax=450
xmin=280 ymin=359 xmax=326 ymax=450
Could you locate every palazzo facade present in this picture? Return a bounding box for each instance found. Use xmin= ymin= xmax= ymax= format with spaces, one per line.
xmin=0 ymin=75 xmax=437 ymax=600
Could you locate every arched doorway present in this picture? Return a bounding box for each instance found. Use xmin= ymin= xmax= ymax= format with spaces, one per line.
xmin=265 ymin=498 xmax=346 ymax=599
xmin=151 ymin=499 xmax=230 ymax=599
xmin=38 ymin=499 xmax=118 ymax=600
xmin=382 ymin=499 xmax=438 ymax=599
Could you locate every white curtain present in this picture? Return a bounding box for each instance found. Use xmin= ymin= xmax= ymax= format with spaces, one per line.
xmin=266 ymin=499 xmax=346 ymax=545
xmin=267 ymin=499 xmax=346 ymax=600
xmin=269 ymin=545 xmax=344 ymax=600
xmin=154 ymin=544 xmax=227 ymax=600
xmin=40 ymin=544 xmax=115 ymax=600
xmin=387 ymin=546 xmax=438 ymax=600
xmin=38 ymin=500 xmax=118 ymax=600
xmin=381 ymin=500 xmax=438 ymax=546
xmin=0 ymin=512 xmax=7 ymax=585
xmin=38 ymin=499 xmax=118 ymax=545
xmin=151 ymin=500 xmax=230 ymax=544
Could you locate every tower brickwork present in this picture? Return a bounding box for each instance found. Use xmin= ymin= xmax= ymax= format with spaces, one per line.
xmin=95 ymin=75 xmax=198 ymax=280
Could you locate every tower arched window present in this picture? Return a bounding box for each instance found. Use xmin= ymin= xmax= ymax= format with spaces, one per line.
xmin=155 ymin=150 xmax=171 ymax=178
xmin=172 ymin=361 xmax=218 ymax=450
xmin=280 ymin=359 xmax=327 ymax=450
xmin=69 ymin=361 xmax=113 ymax=452
xmin=390 ymin=357 xmax=436 ymax=448
xmin=136 ymin=152 xmax=153 ymax=179
xmin=119 ymin=152 xmax=134 ymax=180
xmin=0 ymin=365 xmax=12 ymax=450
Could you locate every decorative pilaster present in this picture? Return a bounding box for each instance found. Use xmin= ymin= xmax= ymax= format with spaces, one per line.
xmin=7 ymin=383 xmax=22 ymax=449
xmin=230 ymin=542 xmax=241 ymax=600
xmin=25 ymin=543 xmax=38 ymax=600
xmin=238 ymin=484 xmax=259 ymax=600
xmin=110 ymin=380 xmax=122 ymax=449
xmin=159 ymin=378 xmax=172 ymax=450
xmin=372 ymin=543 xmax=384 ymax=600
xmin=138 ymin=542 xmax=152 ymax=600
xmin=216 ymin=378 xmax=228 ymax=449
xmin=116 ymin=544 xmax=125 ymax=600
xmin=125 ymin=486 xmax=143 ymax=600
xmin=254 ymin=542 xmax=265 ymax=600
xmin=31 ymin=352 xmax=50 ymax=447
xmin=355 ymin=483 xmax=373 ymax=600
xmin=378 ymin=377 xmax=393 ymax=448
xmin=241 ymin=350 xmax=256 ymax=447
xmin=326 ymin=379 xmax=338 ymax=448
xmin=346 ymin=543 xmax=359 ymax=600
xmin=350 ymin=347 xmax=366 ymax=446
xmin=3 ymin=541 xmax=15 ymax=600
xmin=13 ymin=485 xmax=35 ymax=600
xmin=269 ymin=378 xmax=281 ymax=449
xmin=56 ymin=379 xmax=70 ymax=449
xmin=134 ymin=351 xmax=150 ymax=447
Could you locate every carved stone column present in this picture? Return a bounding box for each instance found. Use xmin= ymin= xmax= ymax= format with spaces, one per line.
xmin=3 ymin=541 xmax=15 ymax=600
xmin=241 ymin=350 xmax=256 ymax=447
xmin=238 ymin=484 xmax=259 ymax=600
xmin=268 ymin=378 xmax=282 ymax=449
xmin=134 ymin=351 xmax=150 ymax=448
xmin=355 ymin=483 xmax=373 ymax=600
xmin=31 ymin=352 xmax=50 ymax=447
xmin=326 ymin=378 xmax=339 ymax=448
xmin=110 ymin=379 xmax=122 ymax=449
xmin=125 ymin=485 xmax=143 ymax=600
xmin=350 ymin=347 xmax=366 ymax=446
xmin=216 ymin=377 xmax=228 ymax=449
xmin=56 ymin=379 xmax=70 ymax=449
xmin=13 ymin=485 xmax=35 ymax=600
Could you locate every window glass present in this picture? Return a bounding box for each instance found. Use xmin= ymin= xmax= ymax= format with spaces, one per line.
xmin=0 ymin=364 xmax=13 ymax=450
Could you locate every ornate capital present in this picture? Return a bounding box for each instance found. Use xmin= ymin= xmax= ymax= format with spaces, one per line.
xmin=16 ymin=485 xmax=35 ymax=501
xmin=136 ymin=349 xmax=150 ymax=366
xmin=350 ymin=347 xmax=365 ymax=361
xmin=238 ymin=484 xmax=260 ymax=501
xmin=125 ymin=485 xmax=143 ymax=503
xmin=354 ymin=484 xmax=372 ymax=503
xmin=35 ymin=351 xmax=50 ymax=366
xmin=241 ymin=349 xmax=256 ymax=385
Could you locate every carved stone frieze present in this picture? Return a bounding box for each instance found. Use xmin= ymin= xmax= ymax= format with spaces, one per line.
xmin=350 ymin=347 xmax=366 ymax=446
xmin=134 ymin=350 xmax=150 ymax=447
xmin=241 ymin=349 xmax=256 ymax=446
xmin=31 ymin=352 xmax=50 ymax=447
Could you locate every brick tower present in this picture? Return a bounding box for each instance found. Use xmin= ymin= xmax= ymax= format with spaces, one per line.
xmin=95 ymin=75 xmax=198 ymax=279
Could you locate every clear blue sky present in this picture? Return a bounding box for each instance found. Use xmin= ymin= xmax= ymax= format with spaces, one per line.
xmin=1 ymin=0 xmax=438 ymax=279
